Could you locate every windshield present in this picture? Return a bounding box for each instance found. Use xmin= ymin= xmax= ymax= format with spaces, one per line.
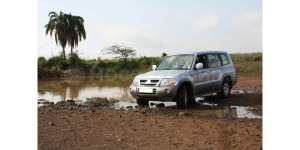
xmin=156 ymin=55 xmax=194 ymax=70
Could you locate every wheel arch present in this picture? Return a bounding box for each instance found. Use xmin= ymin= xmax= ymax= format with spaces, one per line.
xmin=176 ymin=80 xmax=194 ymax=97
xmin=222 ymin=75 xmax=233 ymax=88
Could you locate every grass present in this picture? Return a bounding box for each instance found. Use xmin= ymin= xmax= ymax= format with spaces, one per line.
xmin=239 ymin=64 xmax=262 ymax=75
xmin=230 ymin=53 xmax=262 ymax=64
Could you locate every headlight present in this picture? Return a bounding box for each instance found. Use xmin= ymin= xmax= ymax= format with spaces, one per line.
xmin=160 ymin=79 xmax=176 ymax=86
xmin=132 ymin=79 xmax=139 ymax=86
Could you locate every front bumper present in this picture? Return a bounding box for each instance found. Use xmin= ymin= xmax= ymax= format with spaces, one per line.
xmin=129 ymin=85 xmax=178 ymax=101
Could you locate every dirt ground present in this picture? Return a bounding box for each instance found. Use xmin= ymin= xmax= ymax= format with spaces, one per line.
xmin=38 ymin=75 xmax=262 ymax=150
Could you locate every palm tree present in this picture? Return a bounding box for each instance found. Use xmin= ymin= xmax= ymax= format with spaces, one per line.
xmin=45 ymin=11 xmax=86 ymax=60
xmin=66 ymin=14 xmax=86 ymax=55
xmin=45 ymin=11 xmax=69 ymax=61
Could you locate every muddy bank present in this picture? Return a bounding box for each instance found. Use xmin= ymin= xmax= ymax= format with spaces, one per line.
xmin=38 ymin=93 xmax=262 ymax=119
xmin=38 ymin=93 xmax=262 ymax=150
xmin=38 ymin=108 xmax=262 ymax=150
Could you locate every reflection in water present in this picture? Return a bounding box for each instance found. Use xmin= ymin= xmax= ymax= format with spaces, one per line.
xmin=38 ymin=76 xmax=134 ymax=103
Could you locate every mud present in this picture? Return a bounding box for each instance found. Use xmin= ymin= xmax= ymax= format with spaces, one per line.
xmin=38 ymin=92 xmax=262 ymax=119
xmin=38 ymin=75 xmax=262 ymax=149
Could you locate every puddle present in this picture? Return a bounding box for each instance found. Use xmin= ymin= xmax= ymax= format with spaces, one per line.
xmin=38 ymin=76 xmax=134 ymax=103
xmin=113 ymin=101 xmax=138 ymax=110
xmin=149 ymin=101 xmax=177 ymax=108
xmin=195 ymin=97 xmax=218 ymax=106
xmin=231 ymin=89 xmax=255 ymax=94
xmin=145 ymin=96 xmax=262 ymax=119
xmin=231 ymin=106 xmax=262 ymax=119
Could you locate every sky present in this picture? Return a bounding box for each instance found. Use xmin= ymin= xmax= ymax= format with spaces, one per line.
xmin=38 ymin=0 xmax=262 ymax=59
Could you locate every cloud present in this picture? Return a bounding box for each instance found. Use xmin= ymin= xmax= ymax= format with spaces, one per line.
xmin=232 ymin=11 xmax=262 ymax=26
xmin=193 ymin=14 xmax=219 ymax=29
xmin=154 ymin=10 xmax=168 ymax=20
xmin=176 ymin=14 xmax=190 ymax=21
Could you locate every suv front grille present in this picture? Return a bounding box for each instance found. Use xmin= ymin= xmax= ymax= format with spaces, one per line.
xmin=140 ymin=79 xmax=160 ymax=86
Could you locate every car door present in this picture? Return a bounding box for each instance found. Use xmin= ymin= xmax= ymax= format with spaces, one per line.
xmin=206 ymin=54 xmax=222 ymax=91
xmin=191 ymin=54 xmax=212 ymax=95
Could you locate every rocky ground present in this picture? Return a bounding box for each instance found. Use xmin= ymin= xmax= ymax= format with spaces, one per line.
xmin=38 ymin=75 xmax=262 ymax=150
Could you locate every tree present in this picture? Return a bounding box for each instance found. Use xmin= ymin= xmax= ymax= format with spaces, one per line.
xmin=65 ymin=14 xmax=86 ymax=55
xmin=161 ymin=52 xmax=167 ymax=57
xmin=45 ymin=11 xmax=86 ymax=61
xmin=45 ymin=11 xmax=68 ymax=61
xmin=102 ymin=44 xmax=136 ymax=67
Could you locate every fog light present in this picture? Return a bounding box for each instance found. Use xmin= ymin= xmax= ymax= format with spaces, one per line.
xmin=165 ymin=89 xmax=169 ymax=94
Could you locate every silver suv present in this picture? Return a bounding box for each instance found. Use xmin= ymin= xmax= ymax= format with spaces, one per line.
xmin=130 ymin=51 xmax=237 ymax=108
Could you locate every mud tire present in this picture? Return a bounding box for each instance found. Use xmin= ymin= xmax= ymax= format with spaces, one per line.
xmin=217 ymin=78 xmax=232 ymax=98
xmin=176 ymin=85 xmax=189 ymax=109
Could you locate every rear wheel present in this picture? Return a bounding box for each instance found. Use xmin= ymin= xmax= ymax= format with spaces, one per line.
xmin=176 ymin=85 xmax=189 ymax=108
xmin=137 ymin=98 xmax=149 ymax=105
xmin=217 ymin=78 xmax=232 ymax=98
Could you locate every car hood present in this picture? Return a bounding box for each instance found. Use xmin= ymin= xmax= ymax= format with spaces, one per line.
xmin=135 ymin=70 xmax=189 ymax=79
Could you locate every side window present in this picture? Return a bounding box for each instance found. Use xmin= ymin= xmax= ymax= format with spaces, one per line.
xmin=220 ymin=54 xmax=230 ymax=65
xmin=207 ymin=54 xmax=219 ymax=68
xmin=195 ymin=55 xmax=208 ymax=69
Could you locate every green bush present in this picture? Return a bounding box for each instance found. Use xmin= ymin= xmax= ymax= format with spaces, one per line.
xmin=68 ymin=52 xmax=81 ymax=65
xmin=39 ymin=52 xmax=263 ymax=78
xmin=47 ymin=54 xmax=65 ymax=68
xmin=38 ymin=57 xmax=47 ymax=68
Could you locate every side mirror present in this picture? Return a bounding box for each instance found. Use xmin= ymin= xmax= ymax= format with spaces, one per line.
xmin=195 ymin=63 xmax=203 ymax=70
xmin=152 ymin=65 xmax=157 ymax=71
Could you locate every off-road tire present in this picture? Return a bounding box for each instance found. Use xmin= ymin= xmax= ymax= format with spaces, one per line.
xmin=176 ymin=85 xmax=189 ymax=108
xmin=217 ymin=78 xmax=232 ymax=98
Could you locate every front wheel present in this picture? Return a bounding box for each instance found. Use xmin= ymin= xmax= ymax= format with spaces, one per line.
xmin=217 ymin=79 xmax=232 ymax=98
xmin=176 ymin=85 xmax=189 ymax=109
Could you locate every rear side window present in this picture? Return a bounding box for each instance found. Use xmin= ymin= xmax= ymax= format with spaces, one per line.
xmin=207 ymin=54 xmax=221 ymax=68
xmin=220 ymin=54 xmax=230 ymax=65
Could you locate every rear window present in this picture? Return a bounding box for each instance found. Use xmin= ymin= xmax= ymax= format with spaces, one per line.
xmin=207 ymin=54 xmax=221 ymax=68
xmin=220 ymin=54 xmax=230 ymax=65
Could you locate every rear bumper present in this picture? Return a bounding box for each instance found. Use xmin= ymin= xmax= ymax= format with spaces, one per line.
xmin=129 ymin=85 xmax=178 ymax=101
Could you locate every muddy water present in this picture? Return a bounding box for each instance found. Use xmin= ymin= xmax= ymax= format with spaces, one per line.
xmin=38 ymin=76 xmax=134 ymax=103
xmin=145 ymin=95 xmax=262 ymax=119
xmin=38 ymin=76 xmax=262 ymax=119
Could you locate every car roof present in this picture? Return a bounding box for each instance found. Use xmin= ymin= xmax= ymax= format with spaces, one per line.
xmin=169 ymin=51 xmax=228 ymax=56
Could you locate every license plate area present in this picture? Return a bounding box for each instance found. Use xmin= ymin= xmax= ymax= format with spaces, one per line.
xmin=139 ymin=88 xmax=155 ymax=94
